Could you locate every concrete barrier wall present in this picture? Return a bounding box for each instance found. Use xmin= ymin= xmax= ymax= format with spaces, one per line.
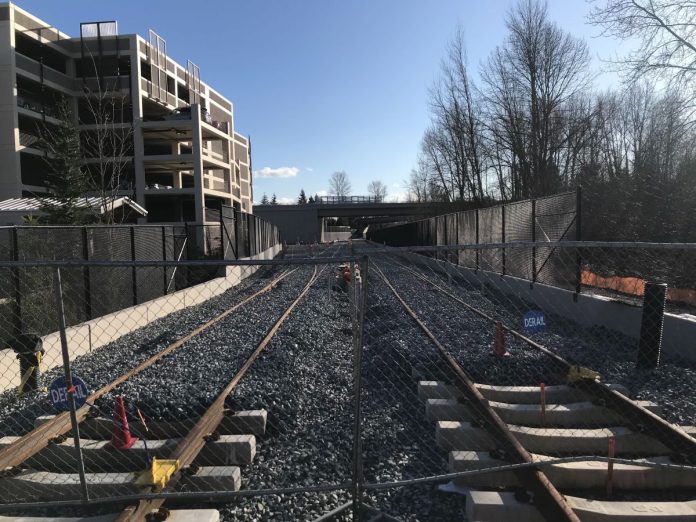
xmin=405 ymin=252 xmax=696 ymax=363
xmin=0 ymin=243 xmax=283 ymax=392
xmin=322 ymin=231 xmax=352 ymax=242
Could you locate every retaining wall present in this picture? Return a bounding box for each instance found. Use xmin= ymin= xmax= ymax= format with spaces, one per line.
xmin=0 ymin=243 xmax=283 ymax=392
xmin=405 ymin=252 xmax=696 ymax=363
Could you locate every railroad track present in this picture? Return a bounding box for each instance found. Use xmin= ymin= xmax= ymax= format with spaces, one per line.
xmin=372 ymin=256 xmax=696 ymax=522
xmin=0 ymin=253 xmax=344 ymax=519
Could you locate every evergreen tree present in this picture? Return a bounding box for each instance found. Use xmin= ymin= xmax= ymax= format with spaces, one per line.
xmin=298 ymin=189 xmax=307 ymax=204
xmin=308 ymin=196 xmax=314 ymax=204
xmin=261 ymin=193 xmax=269 ymax=205
xmin=38 ymin=100 xmax=94 ymax=224
xmin=314 ymin=193 xmax=320 ymax=203
xmin=271 ymin=193 xmax=278 ymax=205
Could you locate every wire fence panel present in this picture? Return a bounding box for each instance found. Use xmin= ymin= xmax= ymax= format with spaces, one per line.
xmin=0 ymin=210 xmax=281 ymax=353
xmin=535 ymin=192 xmax=578 ymax=289
xmin=134 ymin=226 xmax=166 ymax=304
xmin=478 ymin=205 xmax=503 ymax=273
xmin=88 ymin=227 xmax=133 ymax=317
xmin=0 ymin=242 xmax=695 ymax=520
xmin=504 ymin=200 xmax=533 ymax=280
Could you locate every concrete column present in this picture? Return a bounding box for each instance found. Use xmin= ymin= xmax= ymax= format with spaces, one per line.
xmin=0 ymin=7 xmax=21 ymax=199
xmin=191 ymin=103 xmax=205 ymax=225
xmin=131 ymin=38 xmax=146 ymax=220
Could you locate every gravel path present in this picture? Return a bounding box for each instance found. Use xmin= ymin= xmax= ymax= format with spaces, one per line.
xmin=388 ymin=252 xmax=696 ymax=425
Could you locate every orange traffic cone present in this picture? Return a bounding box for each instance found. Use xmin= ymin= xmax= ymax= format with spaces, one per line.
xmin=110 ymin=396 xmax=138 ymax=450
xmin=492 ymin=322 xmax=509 ymax=357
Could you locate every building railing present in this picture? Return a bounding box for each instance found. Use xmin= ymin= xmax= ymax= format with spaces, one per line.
xmin=318 ymin=196 xmax=384 ymax=204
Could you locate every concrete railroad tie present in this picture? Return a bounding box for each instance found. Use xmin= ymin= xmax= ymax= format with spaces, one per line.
xmin=449 ymin=451 xmax=696 ymax=490
xmin=0 ymin=510 xmax=221 ymax=522
xmin=0 ymin=434 xmax=256 ymax=472
xmin=0 ymin=468 xmax=240 ymax=502
xmin=425 ymin=398 xmax=661 ymax=427
xmin=465 ymin=490 xmax=696 ymax=522
xmin=33 ymin=409 xmax=268 ymax=439
xmin=435 ymin=420 xmax=683 ymax=455
xmin=417 ymin=381 xmax=629 ymax=404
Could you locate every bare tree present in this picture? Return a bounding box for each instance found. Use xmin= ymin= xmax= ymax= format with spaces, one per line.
xmin=481 ymin=0 xmax=591 ymax=198
xmin=590 ymin=0 xmax=696 ymax=90
xmin=78 ymin=50 xmax=135 ymax=223
xmin=367 ymin=180 xmax=388 ymax=201
xmin=329 ymin=170 xmax=351 ymax=198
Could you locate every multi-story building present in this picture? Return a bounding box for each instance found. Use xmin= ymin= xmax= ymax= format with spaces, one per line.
xmin=0 ymin=2 xmax=253 ymax=225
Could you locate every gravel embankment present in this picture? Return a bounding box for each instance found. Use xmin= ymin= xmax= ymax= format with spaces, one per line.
xmin=0 ymin=265 xmax=292 ymax=435
xmin=390 ymin=253 xmax=696 ymax=426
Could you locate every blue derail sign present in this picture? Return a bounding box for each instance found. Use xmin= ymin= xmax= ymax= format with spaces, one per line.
xmin=523 ymin=311 xmax=546 ymax=333
xmin=49 ymin=376 xmax=89 ymax=412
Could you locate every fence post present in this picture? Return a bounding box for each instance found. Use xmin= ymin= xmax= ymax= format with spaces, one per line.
xmin=455 ymin=212 xmax=460 ymax=265
xmin=234 ymin=211 xmax=240 ymax=260
xmin=218 ymin=209 xmax=225 ymax=260
xmin=575 ymin=186 xmax=582 ymax=298
xmin=501 ymin=205 xmax=506 ymax=276
xmin=531 ymin=199 xmax=537 ymax=285
xmin=53 ymin=268 xmax=89 ymax=502
xmin=247 ymin=214 xmax=252 ymax=257
xmin=11 ymin=226 xmax=21 ymax=339
xmin=475 ymin=209 xmax=480 ymax=271
xmin=81 ymin=227 xmax=92 ymax=320
xmin=162 ymin=226 xmax=168 ymax=295
xmin=130 ymin=226 xmax=138 ymax=306
xmin=351 ymin=255 xmax=369 ymax=521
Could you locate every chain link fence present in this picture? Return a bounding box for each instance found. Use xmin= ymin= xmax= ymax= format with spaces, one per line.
xmin=0 ymin=241 xmax=695 ymax=520
xmin=0 ymin=209 xmax=281 ymax=352
xmin=368 ymin=190 xmax=579 ymax=290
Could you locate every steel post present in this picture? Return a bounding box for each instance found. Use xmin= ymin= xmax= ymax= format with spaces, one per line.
xmin=351 ymin=256 xmax=369 ymax=521
xmin=53 ymin=268 xmax=89 ymax=502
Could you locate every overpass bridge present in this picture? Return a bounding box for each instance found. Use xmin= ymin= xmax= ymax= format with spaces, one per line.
xmin=254 ymin=201 xmax=444 ymax=243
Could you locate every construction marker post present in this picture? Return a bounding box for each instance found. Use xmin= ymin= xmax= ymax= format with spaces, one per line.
xmin=606 ymin=436 xmax=616 ymax=496
xmin=53 ymin=268 xmax=89 ymax=502
xmin=540 ymin=383 xmax=546 ymax=427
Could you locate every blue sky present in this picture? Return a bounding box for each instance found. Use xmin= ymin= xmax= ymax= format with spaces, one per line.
xmin=17 ymin=0 xmax=625 ymax=204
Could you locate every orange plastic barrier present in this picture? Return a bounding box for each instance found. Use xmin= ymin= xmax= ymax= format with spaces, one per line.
xmin=581 ymin=271 xmax=696 ymax=307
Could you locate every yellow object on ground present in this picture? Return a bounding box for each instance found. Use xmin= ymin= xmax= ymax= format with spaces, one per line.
xmin=135 ymin=458 xmax=180 ymax=489
xmin=566 ymin=365 xmax=600 ymax=382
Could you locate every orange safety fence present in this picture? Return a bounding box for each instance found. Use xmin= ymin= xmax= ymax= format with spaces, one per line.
xmin=581 ymin=271 xmax=696 ymax=307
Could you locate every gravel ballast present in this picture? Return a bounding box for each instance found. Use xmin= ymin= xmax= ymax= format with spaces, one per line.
xmin=388 ymin=252 xmax=696 ymax=426
xmin=0 ymin=265 xmax=291 ymax=435
xmin=3 ymin=242 xmax=695 ymax=520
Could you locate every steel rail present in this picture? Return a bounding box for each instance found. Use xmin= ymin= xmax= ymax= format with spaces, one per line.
xmin=0 ymin=268 xmax=297 ymax=473
xmin=372 ymin=263 xmax=580 ymax=522
xmin=116 ymin=265 xmax=322 ymax=521
xmin=392 ymin=256 xmax=696 ymax=464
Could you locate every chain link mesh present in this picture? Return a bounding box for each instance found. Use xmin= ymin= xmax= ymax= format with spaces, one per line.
xmin=0 ymin=237 xmax=694 ymax=521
